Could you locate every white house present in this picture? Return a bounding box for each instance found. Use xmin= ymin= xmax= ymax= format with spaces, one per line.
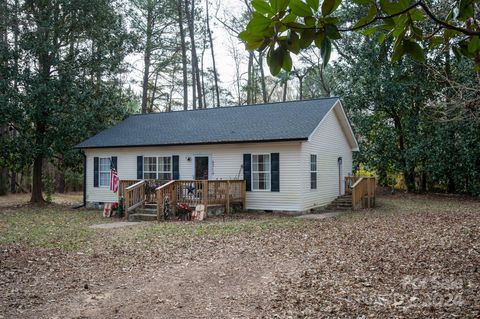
xmin=76 ymin=97 xmax=359 ymax=212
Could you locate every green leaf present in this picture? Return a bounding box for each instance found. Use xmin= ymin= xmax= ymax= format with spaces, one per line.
xmin=458 ymin=0 xmax=474 ymax=21
xmin=283 ymin=52 xmax=293 ymax=71
xmin=304 ymin=16 xmax=316 ymax=27
xmin=404 ymin=39 xmax=424 ymax=62
xmin=287 ymin=31 xmax=301 ymax=54
xmin=391 ymin=41 xmax=405 ymax=62
xmin=269 ymin=0 xmax=290 ymax=13
xmin=391 ymin=32 xmax=405 ymax=62
xmin=246 ymin=12 xmax=272 ymax=33
xmin=325 ymin=24 xmax=341 ymax=39
xmin=306 ymin=0 xmax=319 ymax=10
xmin=428 ymin=36 xmax=444 ymax=49
xmin=239 ymin=30 xmax=266 ymax=51
xmin=362 ymin=26 xmax=377 ymax=36
xmin=314 ymin=31 xmax=325 ymax=48
xmin=290 ymin=0 xmax=312 ymax=17
xmin=468 ymin=36 xmax=480 ymax=54
xmin=353 ymin=4 xmax=376 ymax=29
xmin=320 ymin=37 xmax=332 ymax=65
xmin=408 ymin=8 xmax=425 ymax=21
xmin=267 ymin=46 xmax=286 ymax=75
xmin=352 ymin=0 xmax=371 ymax=4
xmin=322 ymin=0 xmax=342 ymax=16
xmin=378 ymin=33 xmax=386 ymax=44
xmin=282 ymin=13 xmax=297 ymax=24
xmin=299 ymin=29 xmax=316 ymax=48
xmin=410 ymin=24 xmax=423 ymax=40
xmin=252 ymin=0 xmax=274 ymax=15
xmin=380 ymin=0 xmax=410 ymax=15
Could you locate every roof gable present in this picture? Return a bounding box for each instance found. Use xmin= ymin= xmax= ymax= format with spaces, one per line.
xmin=76 ymin=98 xmax=342 ymax=149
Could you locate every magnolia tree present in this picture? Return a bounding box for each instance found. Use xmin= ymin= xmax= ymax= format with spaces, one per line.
xmin=239 ymin=0 xmax=480 ymax=75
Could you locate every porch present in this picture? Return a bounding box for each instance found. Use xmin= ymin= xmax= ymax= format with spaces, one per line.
xmin=119 ymin=179 xmax=247 ymax=221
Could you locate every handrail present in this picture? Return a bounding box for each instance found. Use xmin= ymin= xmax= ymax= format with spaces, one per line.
xmin=351 ymin=176 xmax=376 ymax=210
xmin=155 ymin=180 xmax=175 ymax=191
xmin=124 ymin=180 xmax=146 ymax=218
xmin=126 ymin=180 xmax=146 ymax=190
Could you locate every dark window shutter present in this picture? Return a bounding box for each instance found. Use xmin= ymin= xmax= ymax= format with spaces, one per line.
xmin=271 ymin=153 xmax=280 ymax=192
xmin=93 ymin=157 xmax=99 ymax=187
xmin=172 ymin=155 xmax=179 ymax=180
xmin=111 ymin=156 xmax=117 ymax=170
xmin=137 ymin=156 xmax=143 ymax=179
xmin=243 ymin=154 xmax=251 ymax=191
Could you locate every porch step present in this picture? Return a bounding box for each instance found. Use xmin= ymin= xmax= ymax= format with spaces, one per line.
xmin=128 ymin=207 xmax=157 ymax=222
xmin=128 ymin=213 xmax=157 ymax=222
xmin=326 ymin=195 xmax=352 ymax=211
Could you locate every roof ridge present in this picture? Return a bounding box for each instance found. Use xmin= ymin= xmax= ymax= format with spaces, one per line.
xmin=130 ymin=97 xmax=340 ymax=117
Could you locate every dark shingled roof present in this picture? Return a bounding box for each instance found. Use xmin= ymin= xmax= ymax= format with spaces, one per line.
xmin=75 ymin=98 xmax=339 ymax=149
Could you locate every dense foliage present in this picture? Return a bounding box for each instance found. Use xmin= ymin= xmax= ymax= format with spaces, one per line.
xmin=240 ymin=0 xmax=480 ymax=75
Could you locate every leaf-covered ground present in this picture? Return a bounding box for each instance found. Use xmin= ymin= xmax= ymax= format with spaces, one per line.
xmin=0 ymin=194 xmax=479 ymax=318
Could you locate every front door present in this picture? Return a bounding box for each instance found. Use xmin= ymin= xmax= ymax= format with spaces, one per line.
xmin=194 ymin=156 xmax=209 ymax=180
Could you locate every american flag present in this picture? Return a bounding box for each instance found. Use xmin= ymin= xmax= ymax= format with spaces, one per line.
xmin=110 ymin=164 xmax=119 ymax=193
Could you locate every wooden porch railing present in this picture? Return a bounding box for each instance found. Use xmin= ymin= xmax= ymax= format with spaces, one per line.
xmin=350 ymin=177 xmax=376 ymax=210
xmin=124 ymin=180 xmax=146 ymax=217
xmin=345 ymin=176 xmax=361 ymax=194
xmin=156 ymin=180 xmax=246 ymax=221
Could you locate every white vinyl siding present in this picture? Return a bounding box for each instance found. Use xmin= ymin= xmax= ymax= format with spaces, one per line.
xmin=300 ymin=102 xmax=354 ymax=210
xmin=99 ymin=157 xmax=110 ymax=187
xmin=252 ymin=154 xmax=270 ymax=191
xmin=85 ymin=141 xmax=302 ymax=210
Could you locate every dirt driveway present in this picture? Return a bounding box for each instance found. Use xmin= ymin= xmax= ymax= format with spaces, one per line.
xmin=1 ymin=194 xmax=479 ymax=318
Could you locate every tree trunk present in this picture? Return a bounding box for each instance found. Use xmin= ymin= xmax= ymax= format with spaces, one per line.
xmin=141 ymin=6 xmax=154 ymax=114
xmin=31 ymin=155 xmax=45 ymax=203
xmin=246 ymin=52 xmax=253 ymax=104
xmin=255 ymin=52 xmax=267 ymax=103
xmin=56 ymin=169 xmax=65 ymax=193
xmin=177 ymin=0 xmax=188 ymax=110
xmin=282 ymin=79 xmax=287 ymax=102
xmin=10 ymin=171 xmax=16 ymax=193
xmin=184 ymin=0 xmax=202 ymax=109
xmin=205 ymin=0 xmax=220 ymax=107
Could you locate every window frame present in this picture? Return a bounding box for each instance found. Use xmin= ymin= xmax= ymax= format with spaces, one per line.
xmin=310 ymin=154 xmax=317 ymax=190
xmin=99 ymin=157 xmax=111 ymax=187
xmin=143 ymin=156 xmax=173 ymax=180
xmin=251 ymin=153 xmax=271 ymax=191
xmin=157 ymin=156 xmax=172 ymax=180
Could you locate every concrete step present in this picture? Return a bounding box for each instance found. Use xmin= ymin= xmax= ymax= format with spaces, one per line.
xmin=144 ymin=203 xmax=157 ymax=209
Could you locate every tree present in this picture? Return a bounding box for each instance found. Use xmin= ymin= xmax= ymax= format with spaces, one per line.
xmin=130 ymin=0 xmax=174 ymax=114
xmin=240 ymin=0 xmax=480 ymax=75
xmin=0 ymin=0 xmax=134 ymax=203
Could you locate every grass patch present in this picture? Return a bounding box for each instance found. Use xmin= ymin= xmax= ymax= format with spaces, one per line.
xmin=0 ymin=206 xmax=105 ymax=251
xmin=127 ymin=217 xmax=307 ymax=242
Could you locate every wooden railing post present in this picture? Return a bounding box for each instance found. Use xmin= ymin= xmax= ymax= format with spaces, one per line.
xmin=203 ymin=180 xmax=209 ymax=209
xmin=226 ymin=181 xmax=230 ymax=214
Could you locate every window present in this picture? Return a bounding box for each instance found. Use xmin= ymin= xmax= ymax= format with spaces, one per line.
xmin=252 ymin=154 xmax=270 ymax=191
xmin=158 ymin=156 xmax=172 ymax=180
xmin=99 ymin=157 xmax=111 ymax=187
xmin=310 ymin=154 xmax=317 ymax=189
xmin=143 ymin=156 xmax=172 ymax=180
xmin=144 ymin=157 xmax=157 ymax=179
